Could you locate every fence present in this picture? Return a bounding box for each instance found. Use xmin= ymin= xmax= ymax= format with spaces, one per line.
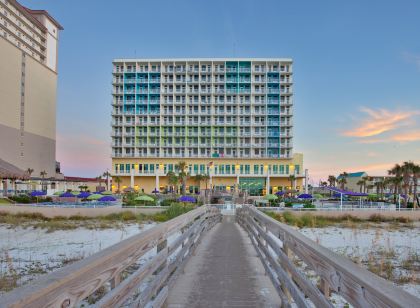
xmin=1 ymin=206 xmax=221 ymax=308
xmin=237 ymin=205 xmax=419 ymax=307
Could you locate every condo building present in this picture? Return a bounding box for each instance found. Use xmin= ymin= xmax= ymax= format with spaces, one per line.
xmin=111 ymin=58 xmax=304 ymax=195
xmin=0 ymin=0 xmax=62 ymax=177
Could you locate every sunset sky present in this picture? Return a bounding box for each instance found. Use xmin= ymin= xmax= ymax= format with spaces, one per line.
xmin=21 ymin=0 xmax=420 ymax=184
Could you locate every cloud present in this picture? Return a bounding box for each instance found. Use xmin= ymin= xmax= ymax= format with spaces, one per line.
xmin=402 ymin=51 xmax=420 ymax=71
xmin=342 ymin=107 xmax=414 ymax=138
xmin=390 ymin=131 xmax=420 ymax=142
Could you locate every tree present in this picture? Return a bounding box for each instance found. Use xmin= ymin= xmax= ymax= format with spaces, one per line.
xmin=412 ymin=164 xmax=420 ymax=208
xmin=103 ymin=170 xmax=111 ymax=190
xmin=338 ymin=172 xmax=348 ymax=190
xmin=192 ymin=174 xmax=203 ymax=193
xmin=96 ymin=176 xmax=103 ymax=188
xmin=114 ymin=176 xmax=122 ymax=193
xmin=175 ymin=161 xmax=188 ymax=195
xmin=26 ymin=168 xmax=34 ymax=177
xmin=327 ymin=175 xmax=336 ymax=187
xmin=356 ymin=180 xmax=364 ymax=193
xmin=40 ymin=170 xmax=47 ymax=191
xmin=288 ymin=174 xmax=295 ymax=190
xmin=401 ymin=161 xmax=415 ymax=208
xmin=167 ymin=171 xmax=178 ymax=195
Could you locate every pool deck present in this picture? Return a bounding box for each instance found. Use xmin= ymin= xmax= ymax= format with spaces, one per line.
xmin=0 ymin=204 xmax=166 ymax=217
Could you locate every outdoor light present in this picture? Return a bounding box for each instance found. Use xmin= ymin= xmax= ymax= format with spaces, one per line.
xmin=289 ymin=165 xmax=295 ymax=173
xmin=159 ymin=163 xmax=164 ymax=169
xmin=235 ymin=164 xmax=240 ymax=170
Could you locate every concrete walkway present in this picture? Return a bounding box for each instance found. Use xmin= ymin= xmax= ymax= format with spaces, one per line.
xmin=167 ymin=216 xmax=281 ymax=307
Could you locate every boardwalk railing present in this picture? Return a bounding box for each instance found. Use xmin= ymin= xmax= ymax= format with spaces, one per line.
xmin=237 ymin=205 xmax=420 ymax=308
xmin=1 ymin=205 xmax=221 ymax=308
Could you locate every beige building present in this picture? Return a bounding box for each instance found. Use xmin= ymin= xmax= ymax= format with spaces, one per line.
xmin=0 ymin=0 xmax=62 ymax=177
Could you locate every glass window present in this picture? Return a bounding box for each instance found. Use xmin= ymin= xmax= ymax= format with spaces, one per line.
xmin=286 ymin=165 xmax=289 ymax=174
xmin=254 ymin=165 xmax=259 ymax=174
xmin=280 ymin=165 xmax=284 ymax=174
xmin=273 ymin=165 xmax=278 ymax=174
xmin=219 ymin=165 xmax=225 ymax=174
xmin=245 ymin=165 xmax=250 ymax=174
xmin=295 ymin=165 xmax=300 ymax=174
xmin=226 ymin=164 xmax=231 ymax=174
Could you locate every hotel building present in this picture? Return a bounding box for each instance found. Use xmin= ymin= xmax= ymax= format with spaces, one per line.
xmin=0 ymin=0 xmax=62 ymax=177
xmin=111 ymin=58 xmax=304 ymax=195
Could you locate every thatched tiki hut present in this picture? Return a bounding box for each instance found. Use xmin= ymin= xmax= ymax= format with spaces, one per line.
xmin=0 ymin=158 xmax=29 ymax=196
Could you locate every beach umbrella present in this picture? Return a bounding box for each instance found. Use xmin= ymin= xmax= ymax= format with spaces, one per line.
xmin=87 ymin=194 xmax=103 ymax=200
xmin=298 ymin=193 xmax=313 ymax=199
xmin=264 ymin=194 xmax=278 ymax=201
xmin=77 ymin=192 xmax=91 ymax=199
xmin=101 ymin=190 xmax=113 ymax=195
xmin=53 ymin=191 xmax=64 ymax=196
xmin=99 ymin=196 xmax=116 ymax=202
xmin=178 ymin=196 xmax=196 ymax=203
xmin=275 ymin=191 xmax=285 ymax=196
xmin=60 ymin=192 xmax=75 ymax=198
xmin=135 ymin=195 xmax=155 ymax=202
xmin=30 ymin=191 xmax=46 ymax=197
xmin=151 ymin=189 xmax=159 ymax=194
xmin=313 ymin=193 xmax=323 ymax=199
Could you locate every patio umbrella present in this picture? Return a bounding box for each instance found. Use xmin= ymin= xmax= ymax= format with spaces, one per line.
xmin=99 ymin=196 xmax=116 ymax=202
xmin=101 ymin=190 xmax=113 ymax=195
xmin=53 ymin=191 xmax=64 ymax=196
xmin=135 ymin=195 xmax=155 ymax=202
xmin=264 ymin=194 xmax=278 ymax=201
xmin=298 ymin=193 xmax=313 ymax=199
xmin=178 ymin=196 xmax=196 ymax=203
xmin=151 ymin=189 xmax=159 ymax=194
xmin=87 ymin=194 xmax=103 ymax=200
xmin=313 ymin=193 xmax=323 ymax=199
xmin=60 ymin=192 xmax=75 ymax=198
xmin=77 ymin=192 xmax=91 ymax=199
xmin=275 ymin=191 xmax=285 ymax=196
xmin=30 ymin=191 xmax=46 ymax=197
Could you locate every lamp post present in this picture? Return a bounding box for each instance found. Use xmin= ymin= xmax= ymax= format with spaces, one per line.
xmin=264 ymin=164 xmax=269 ymax=195
xmin=236 ymin=164 xmax=240 ymax=192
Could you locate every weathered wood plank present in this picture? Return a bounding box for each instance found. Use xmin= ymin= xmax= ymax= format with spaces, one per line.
xmin=1 ymin=206 xmax=215 ymax=308
xmin=244 ymin=215 xmax=309 ymax=308
xmin=245 ymin=214 xmax=333 ymax=308
xmin=242 ymin=206 xmax=420 ymax=308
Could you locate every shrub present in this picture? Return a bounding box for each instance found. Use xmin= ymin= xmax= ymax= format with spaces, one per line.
xmin=160 ymin=198 xmax=176 ymax=207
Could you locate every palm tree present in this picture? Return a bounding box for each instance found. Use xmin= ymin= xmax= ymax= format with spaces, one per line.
xmin=26 ymin=168 xmax=34 ymax=177
xmin=167 ymin=171 xmax=178 ymax=195
xmin=202 ymin=174 xmax=210 ymax=196
xmin=175 ymin=161 xmax=188 ymax=195
xmin=114 ymin=176 xmax=122 ymax=193
xmin=40 ymin=170 xmax=47 ymax=192
xmin=192 ymin=174 xmax=203 ymax=194
xmin=412 ymin=164 xmax=420 ymax=208
xmin=288 ymin=174 xmax=295 ymax=190
xmin=337 ymin=172 xmax=348 ymax=190
xmin=401 ymin=162 xmax=414 ymax=208
xmin=96 ymin=175 xmax=103 ymax=189
xmin=388 ymin=164 xmax=403 ymax=203
xmin=356 ymin=180 xmax=364 ymax=193
xmin=327 ymin=175 xmax=336 ymax=187
xmin=103 ymin=170 xmax=111 ymax=190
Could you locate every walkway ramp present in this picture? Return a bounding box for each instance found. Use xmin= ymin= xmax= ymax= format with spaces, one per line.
xmin=167 ymin=216 xmax=281 ymax=307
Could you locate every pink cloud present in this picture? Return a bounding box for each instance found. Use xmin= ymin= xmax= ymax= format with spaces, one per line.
xmin=342 ymin=107 xmax=414 ymax=138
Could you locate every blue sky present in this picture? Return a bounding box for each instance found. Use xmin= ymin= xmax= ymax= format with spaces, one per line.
xmin=21 ymin=0 xmax=420 ymax=183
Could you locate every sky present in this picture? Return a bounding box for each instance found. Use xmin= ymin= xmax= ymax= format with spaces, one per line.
xmin=21 ymin=0 xmax=420 ymax=184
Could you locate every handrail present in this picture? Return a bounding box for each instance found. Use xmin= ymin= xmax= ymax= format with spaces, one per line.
xmin=1 ymin=206 xmax=221 ymax=308
xmin=237 ymin=205 xmax=420 ymax=308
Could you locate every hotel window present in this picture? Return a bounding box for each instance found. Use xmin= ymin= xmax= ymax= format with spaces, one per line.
xmin=200 ymin=164 xmax=205 ymax=174
xmin=125 ymin=164 xmax=130 ymax=172
xmin=273 ymin=165 xmax=278 ymax=174
xmin=219 ymin=165 xmax=225 ymax=174
xmin=279 ymin=165 xmax=284 ymax=174
xmin=286 ymin=165 xmax=289 ymax=174
xmin=295 ymin=165 xmax=300 ymax=174
xmin=254 ymin=165 xmax=259 ymax=174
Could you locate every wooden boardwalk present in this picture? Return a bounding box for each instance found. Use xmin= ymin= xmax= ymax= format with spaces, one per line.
xmin=2 ymin=204 xmax=419 ymax=308
xmin=167 ymin=216 xmax=281 ymax=307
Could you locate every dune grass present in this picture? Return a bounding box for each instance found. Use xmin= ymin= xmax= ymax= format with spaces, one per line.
xmin=0 ymin=203 xmax=196 ymax=232
xmin=264 ymin=211 xmax=413 ymax=228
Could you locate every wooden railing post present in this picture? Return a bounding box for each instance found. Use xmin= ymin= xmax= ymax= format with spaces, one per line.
xmin=282 ymin=242 xmax=293 ymax=302
xmin=319 ymin=278 xmax=331 ymax=298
